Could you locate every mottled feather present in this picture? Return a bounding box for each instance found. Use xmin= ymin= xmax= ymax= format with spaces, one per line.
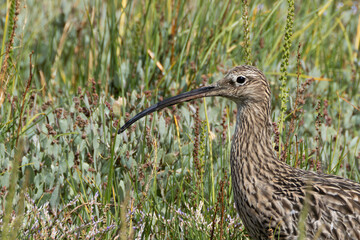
xmin=228 ymin=66 xmax=360 ymax=239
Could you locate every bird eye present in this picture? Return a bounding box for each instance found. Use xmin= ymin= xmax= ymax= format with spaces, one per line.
xmin=236 ymin=76 xmax=246 ymax=85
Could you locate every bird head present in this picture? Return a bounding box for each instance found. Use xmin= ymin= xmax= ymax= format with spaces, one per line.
xmin=119 ymin=65 xmax=271 ymax=133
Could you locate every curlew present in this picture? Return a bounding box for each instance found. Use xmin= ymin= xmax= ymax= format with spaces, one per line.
xmin=119 ymin=66 xmax=360 ymax=239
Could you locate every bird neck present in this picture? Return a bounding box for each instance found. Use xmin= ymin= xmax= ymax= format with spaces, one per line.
xmin=232 ymin=102 xmax=278 ymax=166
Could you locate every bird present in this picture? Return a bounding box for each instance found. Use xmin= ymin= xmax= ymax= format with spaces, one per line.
xmin=119 ymin=65 xmax=360 ymax=239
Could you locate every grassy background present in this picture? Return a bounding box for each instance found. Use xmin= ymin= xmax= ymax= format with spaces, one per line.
xmin=0 ymin=0 xmax=359 ymax=239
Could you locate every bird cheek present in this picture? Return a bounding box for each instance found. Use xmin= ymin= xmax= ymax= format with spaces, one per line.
xmin=236 ymin=89 xmax=248 ymax=100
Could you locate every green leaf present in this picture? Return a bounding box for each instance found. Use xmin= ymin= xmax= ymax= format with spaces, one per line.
xmin=50 ymin=184 xmax=60 ymax=208
xmin=59 ymin=118 xmax=68 ymax=133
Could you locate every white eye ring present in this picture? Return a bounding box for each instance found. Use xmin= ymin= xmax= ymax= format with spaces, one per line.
xmin=235 ymin=75 xmax=247 ymax=85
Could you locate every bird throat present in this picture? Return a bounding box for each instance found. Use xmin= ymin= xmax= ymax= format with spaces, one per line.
xmin=233 ymin=103 xmax=274 ymax=164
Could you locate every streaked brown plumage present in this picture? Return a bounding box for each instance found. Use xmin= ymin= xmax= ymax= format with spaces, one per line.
xmin=119 ymin=66 xmax=360 ymax=239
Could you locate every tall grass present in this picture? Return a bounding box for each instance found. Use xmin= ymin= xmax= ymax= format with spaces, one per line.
xmin=0 ymin=0 xmax=359 ymax=239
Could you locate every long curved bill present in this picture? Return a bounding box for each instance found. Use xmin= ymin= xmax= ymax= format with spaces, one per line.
xmin=118 ymin=85 xmax=221 ymax=133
